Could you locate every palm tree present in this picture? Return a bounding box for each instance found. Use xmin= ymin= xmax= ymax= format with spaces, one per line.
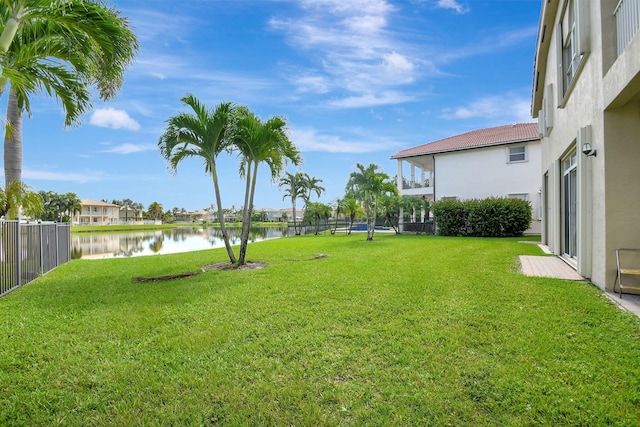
xmin=301 ymin=173 xmax=325 ymax=208
xmin=158 ymin=95 xmax=237 ymax=264
xmin=345 ymin=163 xmax=397 ymax=240
xmin=0 ymin=179 xmax=41 ymax=219
xmin=58 ymin=192 xmax=81 ymax=222
xmin=279 ymin=171 xmax=306 ymax=235
xmin=305 ymin=201 xmax=331 ymax=235
xmin=379 ymin=193 xmax=402 ymax=233
xmin=227 ymin=106 xmax=301 ymax=265
xmin=147 ymin=201 xmax=163 ymax=222
xmin=341 ymin=197 xmax=363 ymax=235
xmin=331 ymin=198 xmax=343 ymax=234
xmin=1 ymin=0 xmax=138 ymax=218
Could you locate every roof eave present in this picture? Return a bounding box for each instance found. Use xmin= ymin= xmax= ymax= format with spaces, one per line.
xmin=532 ymin=0 xmax=560 ymax=116
xmin=391 ymin=136 xmax=540 ymax=160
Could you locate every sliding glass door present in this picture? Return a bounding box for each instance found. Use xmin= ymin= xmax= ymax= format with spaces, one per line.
xmin=562 ymin=151 xmax=578 ymax=259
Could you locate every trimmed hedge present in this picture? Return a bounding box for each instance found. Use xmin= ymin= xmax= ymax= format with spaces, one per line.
xmin=432 ymin=197 xmax=532 ymax=237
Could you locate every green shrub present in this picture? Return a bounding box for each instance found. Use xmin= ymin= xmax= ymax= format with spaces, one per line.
xmin=433 ymin=197 xmax=531 ymax=237
xmin=431 ymin=199 xmax=467 ymax=236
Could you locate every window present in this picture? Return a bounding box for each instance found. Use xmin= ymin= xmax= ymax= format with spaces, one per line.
xmin=556 ymin=0 xmax=590 ymax=100
xmin=562 ymin=1 xmax=578 ymax=87
xmin=508 ymin=146 xmax=527 ymax=163
xmin=508 ymin=193 xmax=528 ymax=201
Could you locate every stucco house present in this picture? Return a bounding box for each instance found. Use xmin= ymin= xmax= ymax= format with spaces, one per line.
xmin=119 ymin=205 xmax=144 ymax=224
xmin=391 ymin=123 xmax=542 ymax=234
xmin=531 ymin=0 xmax=640 ymax=291
xmin=74 ymin=200 xmax=120 ymax=225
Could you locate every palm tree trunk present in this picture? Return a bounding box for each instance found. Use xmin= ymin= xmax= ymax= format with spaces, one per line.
xmin=368 ymin=195 xmax=377 ymax=240
xmin=0 ymin=10 xmax=22 ymax=54
xmin=211 ymin=167 xmax=236 ymax=264
xmin=4 ymin=89 xmax=23 ymax=219
xmin=238 ymin=161 xmax=257 ymax=265
xmin=292 ymin=199 xmax=298 ymax=235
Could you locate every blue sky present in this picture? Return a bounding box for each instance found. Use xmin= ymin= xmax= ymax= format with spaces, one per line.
xmin=9 ymin=0 xmax=541 ymax=212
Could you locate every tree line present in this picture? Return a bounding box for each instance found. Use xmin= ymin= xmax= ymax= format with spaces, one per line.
xmin=0 ymin=1 xmax=430 ymax=267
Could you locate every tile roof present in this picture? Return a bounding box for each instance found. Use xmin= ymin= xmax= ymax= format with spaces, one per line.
xmin=80 ymin=199 xmax=119 ymax=207
xmin=391 ymin=122 xmax=539 ymax=159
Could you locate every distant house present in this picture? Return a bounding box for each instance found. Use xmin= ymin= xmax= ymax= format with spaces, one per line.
xmin=119 ymin=205 xmax=144 ymax=224
xmin=276 ymin=207 xmax=304 ymax=222
xmin=74 ymin=200 xmax=120 ymax=225
xmin=531 ymin=0 xmax=640 ymax=290
xmin=390 ymin=123 xmax=541 ymax=233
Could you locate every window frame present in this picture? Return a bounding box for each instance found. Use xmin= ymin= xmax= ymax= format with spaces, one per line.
xmin=507 ymin=145 xmax=527 ymax=163
xmin=556 ymin=0 xmax=590 ymax=105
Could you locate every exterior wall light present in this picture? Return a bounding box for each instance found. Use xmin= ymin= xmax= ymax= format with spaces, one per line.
xmin=582 ymin=142 xmax=596 ymax=157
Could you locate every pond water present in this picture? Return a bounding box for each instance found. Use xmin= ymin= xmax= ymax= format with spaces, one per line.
xmin=71 ymin=226 xmax=289 ymax=259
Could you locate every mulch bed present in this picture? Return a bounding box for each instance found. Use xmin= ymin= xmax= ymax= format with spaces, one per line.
xmin=133 ymin=272 xmax=199 ymax=283
xmin=132 ymin=261 xmax=269 ymax=283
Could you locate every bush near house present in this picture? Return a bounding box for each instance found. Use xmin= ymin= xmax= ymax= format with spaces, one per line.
xmin=433 ymin=197 xmax=531 ymax=237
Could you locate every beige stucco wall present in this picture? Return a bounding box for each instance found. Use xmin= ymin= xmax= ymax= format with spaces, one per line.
xmin=538 ymin=0 xmax=640 ymax=290
xmin=602 ymin=106 xmax=640 ymax=288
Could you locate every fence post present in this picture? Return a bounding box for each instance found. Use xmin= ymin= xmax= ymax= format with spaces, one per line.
xmin=39 ymin=221 xmax=44 ymax=273
xmin=15 ymin=220 xmax=21 ymax=286
xmin=55 ymin=223 xmax=59 ymax=267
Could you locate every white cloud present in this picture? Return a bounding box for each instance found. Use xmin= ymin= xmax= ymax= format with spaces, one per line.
xmin=293 ymin=74 xmax=332 ymax=94
xmin=23 ymin=169 xmax=102 ymax=183
xmin=101 ymin=143 xmax=156 ymax=154
xmin=289 ymin=127 xmax=395 ymax=153
xmin=269 ymin=0 xmax=423 ymax=108
xmin=327 ymin=91 xmax=415 ymax=108
xmin=440 ymin=93 xmax=533 ymax=123
xmin=436 ymin=0 xmax=469 ymax=14
xmin=90 ymin=108 xmax=141 ymax=131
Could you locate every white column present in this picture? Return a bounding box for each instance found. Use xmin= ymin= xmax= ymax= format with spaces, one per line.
xmin=410 ymin=165 xmax=416 ymax=188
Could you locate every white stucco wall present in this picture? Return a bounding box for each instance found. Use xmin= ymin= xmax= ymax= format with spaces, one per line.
xmin=435 ymin=142 xmax=542 ymax=233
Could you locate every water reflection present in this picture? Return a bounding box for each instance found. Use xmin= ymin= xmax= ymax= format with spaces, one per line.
xmin=71 ymin=226 xmax=288 ymax=259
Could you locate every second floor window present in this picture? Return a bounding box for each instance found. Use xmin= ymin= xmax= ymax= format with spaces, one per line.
xmin=557 ymin=0 xmax=589 ymax=100
xmin=508 ymin=146 xmax=527 ymax=163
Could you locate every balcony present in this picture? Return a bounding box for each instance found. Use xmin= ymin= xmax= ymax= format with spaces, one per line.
xmin=615 ymin=0 xmax=640 ymax=55
xmin=400 ymin=179 xmax=433 ymax=198
xmin=605 ymin=0 xmax=640 ymax=109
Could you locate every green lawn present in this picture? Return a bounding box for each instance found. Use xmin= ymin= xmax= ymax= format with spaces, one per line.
xmin=1 ymin=234 xmax=639 ymax=426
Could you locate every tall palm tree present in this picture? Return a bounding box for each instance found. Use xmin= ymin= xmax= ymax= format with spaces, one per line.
xmin=346 ymin=163 xmax=397 ymax=241
xmin=279 ymin=171 xmax=306 ymax=235
xmin=301 ymin=173 xmax=325 ymax=208
xmin=62 ymin=192 xmax=81 ymax=222
xmin=227 ymin=107 xmax=301 ymax=265
xmin=158 ymin=95 xmax=237 ymax=264
xmin=0 ymin=1 xmax=138 ymax=217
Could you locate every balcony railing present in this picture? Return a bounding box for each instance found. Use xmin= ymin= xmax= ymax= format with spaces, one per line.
xmin=615 ymin=0 xmax=640 ymax=55
xmin=402 ymin=179 xmax=430 ymax=190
